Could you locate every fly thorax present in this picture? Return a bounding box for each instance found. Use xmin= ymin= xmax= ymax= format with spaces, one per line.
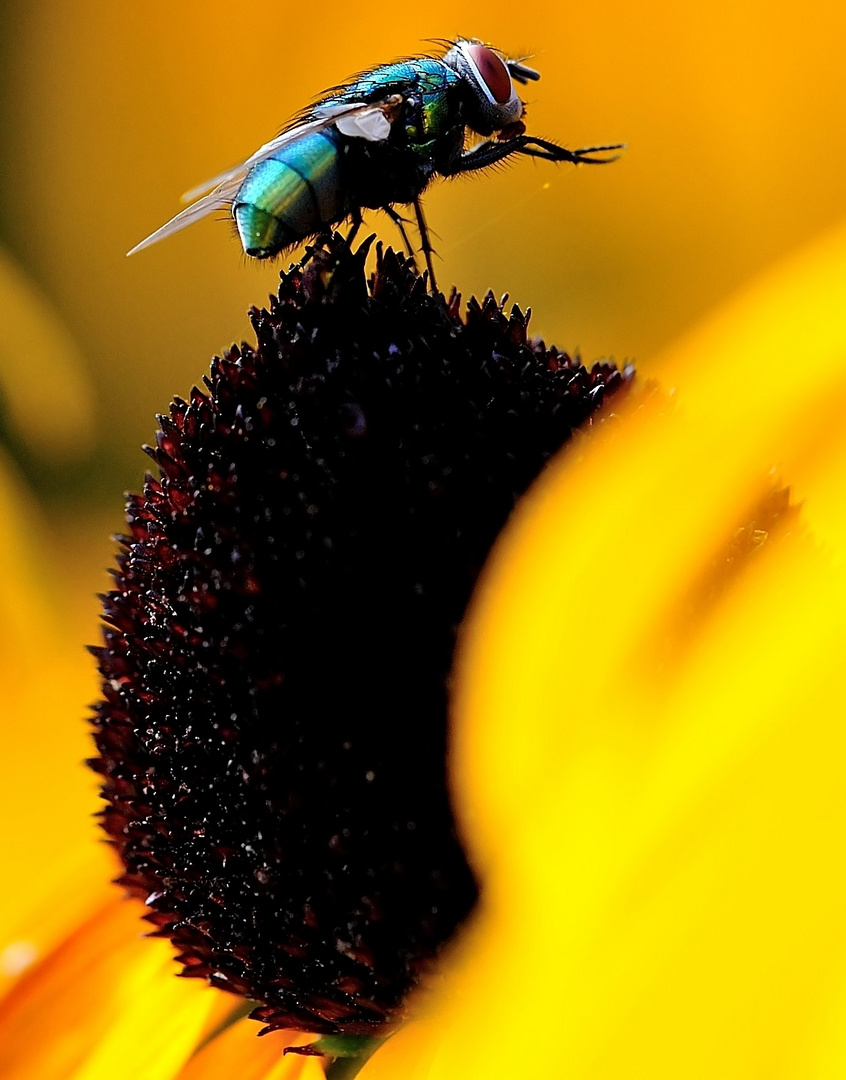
xmin=442 ymin=40 xmax=524 ymax=137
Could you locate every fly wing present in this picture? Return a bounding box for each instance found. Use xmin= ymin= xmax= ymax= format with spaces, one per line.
xmin=181 ymin=98 xmax=400 ymax=202
xmin=127 ymin=97 xmax=403 ymax=257
xmin=312 ymin=102 xmax=395 ymax=141
xmin=126 ymin=175 xmax=244 ymax=257
xmin=179 ymin=112 xmax=352 ymax=203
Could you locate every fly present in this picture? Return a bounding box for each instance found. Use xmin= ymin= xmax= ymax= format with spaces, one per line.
xmin=128 ymin=38 xmax=623 ymax=291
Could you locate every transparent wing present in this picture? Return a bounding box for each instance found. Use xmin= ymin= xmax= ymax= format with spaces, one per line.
xmin=178 ymin=108 xmax=358 ymax=203
xmin=127 ymin=97 xmax=402 ymax=257
xmin=126 ymin=174 xmax=244 ymax=257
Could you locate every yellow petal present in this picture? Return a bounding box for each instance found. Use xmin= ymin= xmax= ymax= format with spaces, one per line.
xmin=0 ymin=450 xmax=112 ymax=996
xmin=0 ymin=896 xmax=223 ymax=1080
xmin=365 ymin=224 xmax=846 ymax=1077
xmin=176 ymin=1021 xmax=323 ymax=1080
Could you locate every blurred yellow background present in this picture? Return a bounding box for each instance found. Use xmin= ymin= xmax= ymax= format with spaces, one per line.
xmin=1 ymin=0 xmax=845 ymax=1041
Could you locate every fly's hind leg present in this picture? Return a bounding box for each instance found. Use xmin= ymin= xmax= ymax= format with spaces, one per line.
xmin=412 ymin=197 xmax=438 ymax=294
xmin=293 ymin=230 xmax=334 ymax=274
xmin=344 ymin=208 xmax=364 ymax=249
xmin=293 ymin=211 xmax=360 ymax=275
xmin=383 ymin=206 xmax=419 ymax=269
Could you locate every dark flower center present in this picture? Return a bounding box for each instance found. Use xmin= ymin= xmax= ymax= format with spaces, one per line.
xmin=90 ymin=236 xmax=631 ymax=1035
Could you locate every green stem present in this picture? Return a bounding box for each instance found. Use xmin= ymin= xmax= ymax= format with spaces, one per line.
xmin=320 ymin=1035 xmax=386 ymax=1080
xmin=323 ymin=1055 xmax=370 ymax=1080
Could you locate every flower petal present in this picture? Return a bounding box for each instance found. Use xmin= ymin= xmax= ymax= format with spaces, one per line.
xmin=175 ymin=1022 xmax=323 ymax=1080
xmin=369 ymin=224 xmax=846 ymax=1077
xmin=0 ymin=450 xmax=112 ymax=997
xmin=0 ymin=897 xmax=221 ymax=1080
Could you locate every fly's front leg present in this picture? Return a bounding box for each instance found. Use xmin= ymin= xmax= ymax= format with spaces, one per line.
xmin=445 ymin=137 xmax=624 ymax=175
xmin=515 ymin=137 xmax=625 ymax=164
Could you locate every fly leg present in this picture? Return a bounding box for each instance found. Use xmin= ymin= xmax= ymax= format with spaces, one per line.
xmin=293 ymin=211 xmax=360 ymax=275
xmin=412 ymin=197 xmax=438 ymax=293
xmin=344 ymin=208 xmax=363 ymax=249
xmin=292 ymin=228 xmax=335 ymax=274
xmin=444 ymin=137 xmax=624 ymax=174
xmin=513 ymin=138 xmax=625 ymax=165
xmin=383 ymin=206 xmax=419 ymax=269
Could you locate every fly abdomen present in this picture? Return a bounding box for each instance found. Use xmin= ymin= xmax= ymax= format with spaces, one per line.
xmin=233 ymin=129 xmax=347 ymax=258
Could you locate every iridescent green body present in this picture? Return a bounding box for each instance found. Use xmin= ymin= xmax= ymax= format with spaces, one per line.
xmin=235 ymin=130 xmax=347 ymax=255
xmin=234 ymin=59 xmax=463 ymax=257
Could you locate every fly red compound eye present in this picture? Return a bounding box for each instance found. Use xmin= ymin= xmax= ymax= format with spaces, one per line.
xmin=464 ymin=44 xmax=513 ymax=104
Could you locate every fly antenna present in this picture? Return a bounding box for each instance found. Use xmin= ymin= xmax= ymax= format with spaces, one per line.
xmin=506 ymin=56 xmax=541 ymax=84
